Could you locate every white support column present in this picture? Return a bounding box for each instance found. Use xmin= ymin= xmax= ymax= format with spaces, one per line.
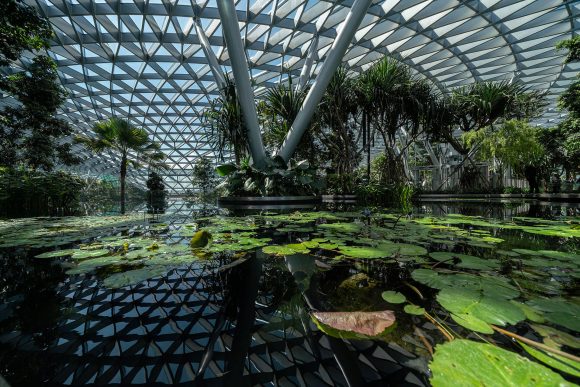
xmin=194 ymin=18 xmax=226 ymax=90
xmin=216 ymin=0 xmax=267 ymax=168
xmin=277 ymin=0 xmax=373 ymax=162
xmin=295 ymin=34 xmax=319 ymax=93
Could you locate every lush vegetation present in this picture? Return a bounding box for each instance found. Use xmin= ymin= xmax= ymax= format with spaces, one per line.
xmin=191 ymin=157 xmax=219 ymax=201
xmin=146 ymin=171 xmax=166 ymax=214
xmin=0 ymin=0 xmax=79 ymax=170
xmin=76 ymin=118 xmax=164 ymax=214
xmin=0 ymin=167 xmax=83 ymax=217
xmin=204 ymin=52 xmax=557 ymax=198
xmin=2 ymin=210 xmax=578 ymax=385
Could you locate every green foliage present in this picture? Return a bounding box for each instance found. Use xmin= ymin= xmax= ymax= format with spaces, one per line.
xmin=0 ymin=1 xmax=78 ymax=170
xmin=202 ymin=76 xmax=249 ymax=164
xmin=216 ymin=157 xmax=324 ymax=197
xmin=463 ymin=120 xmax=545 ymax=175
xmin=0 ymin=0 xmax=52 ymax=66
xmin=259 ymin=82 xmax=320 ymax=164
xmin=558 ymin=79 xmax=580 ymax=116
xmin=316 ymin=66 xmax=362 ymax=177
xmin=556 ymin=36 xmax=580 ymax=64
xmin=0 ymin=56 xmax=79 ymax=170
xmin=192 ymin=157 xmax=218 ymax=201
xmin=76 ymin=117 xmax=163 ymax=213
xmin=430 ymin=340 xmax=571 ymax=387
xmin=0 ymin=167 xmax=84 ymax=217
xmin=146 ymin=171 xmax=165 ymax=213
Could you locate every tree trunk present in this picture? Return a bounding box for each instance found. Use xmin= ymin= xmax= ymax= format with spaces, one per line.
xmin=120 ymin=152 xmax=127 ymax=214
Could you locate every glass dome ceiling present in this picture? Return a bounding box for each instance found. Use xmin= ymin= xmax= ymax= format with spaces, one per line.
xmin=26 ymin=0 xmax=580 ymax=192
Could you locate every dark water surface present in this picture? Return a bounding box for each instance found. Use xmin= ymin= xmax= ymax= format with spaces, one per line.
xmin=0 ymin=201 xmax=578 ymax=386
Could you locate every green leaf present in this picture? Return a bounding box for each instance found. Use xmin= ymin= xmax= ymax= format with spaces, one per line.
xmin=215 ymin=163 xmax=237 ymax=176
xmin=103 ymin=267 xmax=166 ymax=288
xmin=530 ymin=324 xmax=580 ymax=350
xmin=437 ymin=287 xmax=525 ymax=328
xmin=35 ymin=249 xmax=76 ymax=259
xmin=519 ymin=342 xmax=580 ymax=378
xmin=430 ymin=340 xmax=573 ymax=387
xmin=404 ymin=304 xmax=425 ymax=315
xmin=338 ymin=245 xmax=393 ymax=259
xmin=71 ymin=249 xmax=110 ymax=259
xmin=381 ymin=291 xmax=406 ymax=304
xmin=450 ymin=313 xmax=493 ymax=334
xmin=510 ymin=301 xmax=545 ymax=323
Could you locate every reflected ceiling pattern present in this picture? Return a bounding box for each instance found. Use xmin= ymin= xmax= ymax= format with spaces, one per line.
xmin=26 ymin=0 xmax=580 ymax=192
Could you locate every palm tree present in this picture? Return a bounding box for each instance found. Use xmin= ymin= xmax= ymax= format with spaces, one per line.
xmin=77 ymin=117 xmax=164 ymax=214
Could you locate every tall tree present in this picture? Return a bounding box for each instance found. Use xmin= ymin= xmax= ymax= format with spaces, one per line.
xmin=203 ymin=76 xmax=249 ymax=164
xmin=444 ymin=80 xmax=546 ymax=155
xmin=463 ymin=120 xmax=546 ymax=192
xmin=259 ymin=81 xmax=320 ymax=165
xmin=357 ymin=57 xmax=433 ymax=184
xmin=0 ymin=0 xmax=78 ymax=170
xmin=316 ymin=66 xmax=362 ymax=178
xmin=77 ymin=118 xmax=164 ymax=214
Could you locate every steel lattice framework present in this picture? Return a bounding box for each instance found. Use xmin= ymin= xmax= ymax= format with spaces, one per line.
xmin=24 ymin=0 xmax=580 ymax=192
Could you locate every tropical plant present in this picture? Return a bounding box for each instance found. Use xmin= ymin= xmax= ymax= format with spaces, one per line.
xmin=541 ymin=37 xmax=580 ymax=180
xmin=316 ymin=66 xmax=362 ymax=179
xmin=357 ymin=58 xmax=435 ymax=184
xmin=463 ymin=120 xmax=546 ymax=192
xmin=202 ymin=76 xmax=249 ymax=164
xmin=192 ymin=157 xmax=219 ymax=201
xmin=0 ymin=0 xmax=52 ymax=66
xmin=259 ymin=82 xmax=320 ymax=164
xmin=556 ymin=35 xmax=580 ymax=64
xmin=76 ymin=117 xmax=164 ymax=214
xmin=444 ymin=80 xmax=546 ymax=155
xmin=0 ymin=167 xmax=85 ymax=217
xmin=146 ymin=171 xmax=166 ymax=214
xmin=216 ymin=157 xmax=323 ymax=197
xmin=0 ymin=0 xmax=79 ymax=170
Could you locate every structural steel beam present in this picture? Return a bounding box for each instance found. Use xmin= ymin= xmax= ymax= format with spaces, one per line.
xmin=216 ymin=0 xmax=267 ymax=168
xmin=295 ymin=34 xmax=319 ymax=93
xmin=194 ymin=18 xmax=227 ymax=90
xmin=277 ymin=0 xmax=373 ymax=161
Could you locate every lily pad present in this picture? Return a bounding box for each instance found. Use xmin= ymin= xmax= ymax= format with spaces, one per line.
xmin=519 ymin=342 xmax=580 ymax=378
xmin=71 ymin=249 xmax=110 ymax=259
xmin=437 ymin=287 xmax=524 ymax=332
xmin=430 ymin=340 xmax=572 ymax=387
xmin=381 ymin=291 xmax=406 ymax=304
xmin=35 ymin=249 xmax=77 ymax=259
xmin=338 ymin=245 xmax=392 ymax=259
xmin=103 ymin=267 xmax=166 ymax=288
xmin=312 ymin=310 xmax=396 ymax=337
xmin=404 ymin=304 xmax=425 ymax=315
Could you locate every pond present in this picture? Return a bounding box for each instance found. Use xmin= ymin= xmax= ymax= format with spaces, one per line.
xmin=0 ymin=203 xmax=578 ymax=386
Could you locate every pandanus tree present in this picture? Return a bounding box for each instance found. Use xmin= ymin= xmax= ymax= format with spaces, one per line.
xmin=357 ymin=57 xmax=434 ymax=184
xmin=203 ymin=76 xmax=250 ymax=164
xmin=316 ymin=66 xmax=362 ymax=179
xmin=445 ymin=80 xmax=546 ymax=156
xmin=259 ymin=81 xmax=320 ymax=164
xmin=77 ymin=118 xmax=164 ymax=214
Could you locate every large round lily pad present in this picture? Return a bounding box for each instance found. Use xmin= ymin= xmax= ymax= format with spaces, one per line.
xmin=430 ymin=340 xmax=572 ymax=386
xmin=437 ymin=287 xmax=524 ymax=331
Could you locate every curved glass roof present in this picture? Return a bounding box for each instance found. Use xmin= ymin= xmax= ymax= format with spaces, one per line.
xmin=27 ymin=0 xmax=580 ymax=192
